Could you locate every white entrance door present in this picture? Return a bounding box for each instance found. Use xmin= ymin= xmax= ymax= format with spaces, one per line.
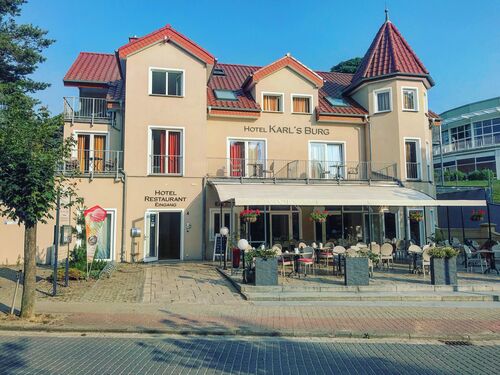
xmin=144 ymin=212 xmax=159 ymax=262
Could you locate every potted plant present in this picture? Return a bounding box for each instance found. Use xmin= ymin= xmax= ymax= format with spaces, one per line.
xmin=240 ymin=209 xmax=261 ymax=223
xmin=245 ymin=248 xmax=278 ymax=286
xmin=409 ymin=211 xmax=424 ymax=222
xmin=310 ymin=210 xmax=328 ymax=223
xmin=470 ymin=209 xmax=485 ymax=222
xmin=344 ymin=249 xmax=369 ymax=286
xmin=428 ymin=246 xmax=460 ymax=285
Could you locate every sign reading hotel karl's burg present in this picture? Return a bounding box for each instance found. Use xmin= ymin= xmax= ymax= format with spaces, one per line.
xmin=145 ymin=190 xmax=187 ymax=207
xmin=244 ymin=125 xmax=330 ymax=135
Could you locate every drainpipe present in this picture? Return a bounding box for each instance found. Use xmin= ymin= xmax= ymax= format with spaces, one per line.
xmin=118 ymin=170 xmax=127 ymax=263
xmin=365 ymin=114 xmax=372 ymax=179
xmin=202 ymin=176 xmax=207 ymax=260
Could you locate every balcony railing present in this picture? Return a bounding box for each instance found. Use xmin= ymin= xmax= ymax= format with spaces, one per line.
xmin=207 ymin=158 xmax=398 ymax=181
xmin=59 ymin=150 xmax=122 ymax=176
xmin=433 ymin=134 xmax=500 ymax=156
xmin=149 ymin=155 xmax=183 ymax=175
xmin=63 ymin=97 xmax=111 ymax=124
xmin=405 ymin=162 xmax=421 ymax=180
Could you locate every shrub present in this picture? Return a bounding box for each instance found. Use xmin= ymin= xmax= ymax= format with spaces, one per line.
xmin=444 ymin=169 xmax=466 ymax=181
xmin=468 ymin=169 xmax=495 ymax=181
xmin=428 ymin=246 xmax=459 ymax=258
xmin=48 ymin=267 xmax=85 ymax=282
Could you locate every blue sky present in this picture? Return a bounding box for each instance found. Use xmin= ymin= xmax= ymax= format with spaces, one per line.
xmin=18 ymin=0 xmax=500 ymax=114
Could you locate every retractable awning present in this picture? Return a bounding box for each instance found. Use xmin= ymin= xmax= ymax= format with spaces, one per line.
xmin=210 ymin=182 xmax=486 ymax=207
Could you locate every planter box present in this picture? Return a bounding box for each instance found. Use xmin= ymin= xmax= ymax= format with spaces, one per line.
xmin=344 ymin=257 xmax=369 ymax=286
xmin=254 ymin=258 xmax=278 ymax=286
xmin=430 ymin=256 xmax=457 ymax=285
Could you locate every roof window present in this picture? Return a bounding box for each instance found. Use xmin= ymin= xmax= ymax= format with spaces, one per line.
xmin=326 ymin=96 xmax=349 ymax=107
xmin=214 ymin=89 xmax=237 ymax=100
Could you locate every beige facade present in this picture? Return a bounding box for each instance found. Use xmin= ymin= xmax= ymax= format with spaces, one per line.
xmin=0 ymin=22 xmax=442 ymax=265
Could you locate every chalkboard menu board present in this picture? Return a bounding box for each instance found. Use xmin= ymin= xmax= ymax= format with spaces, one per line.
xmin=213 ymin=234 xmax=228 ymax=261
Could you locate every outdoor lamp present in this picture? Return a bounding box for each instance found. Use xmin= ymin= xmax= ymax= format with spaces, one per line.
xmin=219 ymin=226 xmax=229 ymax=236
xmin=237 ymin=239 xmax=249 ymax=250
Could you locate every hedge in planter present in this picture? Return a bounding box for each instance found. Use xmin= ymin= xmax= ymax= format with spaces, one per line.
xmin=428 ymin=247 xmax=459 ymax=285
xmin=245 ymin=248 xmax=278 ymax=286
xmin=344 ymin=255 xmax=369 ymax=286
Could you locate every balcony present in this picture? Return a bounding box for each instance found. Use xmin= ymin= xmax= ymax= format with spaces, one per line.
xmin=433 ymin=135 xmax=500 ymax=156
xmin=405 ymin=162 xmax=421 ymax=180
xmin=149 ymin=155 xmax=183 ymax=176
xmin=207 ymin=158 xmax=398 ymax=182
xmin=59 ymin=150 xmax=122 ymax=177
xmin=63 ymin=97 xmax=112 ymax=124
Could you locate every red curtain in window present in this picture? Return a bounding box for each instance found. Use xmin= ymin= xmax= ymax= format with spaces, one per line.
xmin=230 ymin=142 xmax=244 ymax=177
xmin=168 ymin=132 xmax=181 ymax=174
xmin=159 ymin=130 xmax=166 ymax=173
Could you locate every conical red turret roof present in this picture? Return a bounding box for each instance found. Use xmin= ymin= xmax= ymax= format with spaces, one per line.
xmin=347 ymin=20 xmax=433 ymax=92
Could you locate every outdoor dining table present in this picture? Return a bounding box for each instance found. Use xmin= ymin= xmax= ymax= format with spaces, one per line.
xmin=281 ymin=251 xmax=301 ymax=277
xmin=330 ymin=250 xmax=344 ymax=276
xmin=407 ymin=249 xmax=422 ymax=274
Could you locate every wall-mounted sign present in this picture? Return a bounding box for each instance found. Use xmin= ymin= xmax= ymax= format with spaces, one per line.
xmin=244 ymin=125 xmax=330 ymax=136
xmin=144 ymin=190 xmax=187 ymax=207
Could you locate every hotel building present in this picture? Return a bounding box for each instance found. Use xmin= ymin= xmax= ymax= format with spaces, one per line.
xmin=6 ymin=16 xmax=481 ymax=265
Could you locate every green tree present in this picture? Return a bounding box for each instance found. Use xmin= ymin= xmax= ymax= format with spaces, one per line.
xmin=331 ymin=57 xmax=363 ymax=74
xmin=0 ymin=91 xmax=77 ymax=318
xmin=0 ymin=0 xmax=54 ymax=92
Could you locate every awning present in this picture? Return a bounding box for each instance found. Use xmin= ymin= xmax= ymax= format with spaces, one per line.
xmin=210 ymin=182 xmax=486 ymax=207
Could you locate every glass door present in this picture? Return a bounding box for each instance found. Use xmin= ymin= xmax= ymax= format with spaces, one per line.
xmin=408 ymin=209 xmax=424 ymax=245
xmin=144 ymin=212 xmax=158 ymax=261
xmin=363 ymin=213 xmax=383 ymax=244
xmin=271 ymin=214 xmax=290 ymax=244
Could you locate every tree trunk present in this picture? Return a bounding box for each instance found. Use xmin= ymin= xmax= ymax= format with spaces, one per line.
xmin=20 ymin=222 xmax=37 ymax=319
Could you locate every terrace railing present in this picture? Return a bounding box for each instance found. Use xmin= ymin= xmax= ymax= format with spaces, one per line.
xmin=433 ymin=135 xmax=500 ymax=156
xmin=63 ymin=97 xmax=111 ymax=124
xmin=149 ymin=154 xmax=183 ymax=176
xmin=405 ymin=162 xmax=421 ymax=180
xmin=59 ymin=150 xmax=122 ymax=177
xmin=207 ymin=158 xmax=398 ymax=182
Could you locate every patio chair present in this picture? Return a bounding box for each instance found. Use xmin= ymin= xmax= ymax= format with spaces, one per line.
xmin=275 ymin=247 xmax=293 ymax=277
xmin=417 ymin=247 xmax=431 ymax=278
xmin=356 ymin=242 xmax=367 ymax=249
xmin=347 ymin=246 xmax=359 ymax=257
xmin=370 ymin=243 xmax=381 ymax=268
xmin=452 ymin=237 xmax=462 ymax=248
xmin=263 ymin=161 xmax=275 ymax=179
xmin=492 ymin=244 xmax=500 ymax=263
xmin=318 ymin=247 xmax=334 ymax=267
xmin=298 ymin=247 xmax=315 ymax=276
xmin=324 ymin=242 xmax=334 ymax=249
xmin=380 ymin=243 xmax=394 ymax=269
xmin=298 ymin=242 xmax=307 ymax=249
xmin=395 ymin=240 xmax=406 ymax=260
xmin=463 ymin=245 xmax=487 ymax=273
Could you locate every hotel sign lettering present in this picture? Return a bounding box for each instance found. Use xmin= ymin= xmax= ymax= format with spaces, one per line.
xmin=244 ymin=125 xmax=330 ymax=136
xmin=144 ymin=190 xmax=187 ymax=207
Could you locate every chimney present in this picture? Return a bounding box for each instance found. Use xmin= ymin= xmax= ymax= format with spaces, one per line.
xmin=128 ymin=35 xmax=139 ymax=43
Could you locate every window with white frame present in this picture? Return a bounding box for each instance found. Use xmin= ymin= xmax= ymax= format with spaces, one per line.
xmin=262 ymin=93 xmax=283 ymax=112
xmin=74 ymin=132 xmax=108 ymax=173
xmin=210 ymin=210 xmax=232 ymax=240
xmin=374 ymin=88 xmax=392 ymax=113
xmin=405 ymin=139 xmax=421 ymax=180
xmin=150 ymin=68 xmax=183 ymax=96
xmin=292 ymin=95 xmax=312 ymax=114
xmin=150 ymin=128 xmax=183 ymax=175
xmin=228 ymin=139 xmax=266 ymax=177
xmin=309 ymin=142 xmax=344 ymax=179
xmin=402 ymin=87 xmax=418 ymax=111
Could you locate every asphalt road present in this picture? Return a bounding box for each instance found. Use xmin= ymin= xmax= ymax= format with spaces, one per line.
xmin=0 ymin=333 xmax=498 ymax=374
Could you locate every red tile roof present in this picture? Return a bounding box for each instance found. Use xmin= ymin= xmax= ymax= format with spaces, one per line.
xmin=117 ymin=24 xmax=215 ymax=65
xmin=64 ymin=52 xmax=120 ymax=84
xmin=207 ymin=63 xmax=367 ymax=116
xmin=348 ymin=21 xmax=432 ymax=92
xmin=244 ymin=55 xmax=324 ymax=89
xmin=427 ymin=110 xmax=441 ymax=120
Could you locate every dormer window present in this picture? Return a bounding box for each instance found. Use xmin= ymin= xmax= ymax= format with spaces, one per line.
xmin=374 ymin=88 xmax=392 ymax=113
xmin=402 ymin=87 xmax=418 ymax=111
xmin=292 ymin=95 xmax=312 ymax=114
xmin=149 ymin=68 xmax=184 ymax=97
xmin=262 ymin=93 xmax=283 ymax=112
xmin=214 ymin=89 xmax=237 ymax=101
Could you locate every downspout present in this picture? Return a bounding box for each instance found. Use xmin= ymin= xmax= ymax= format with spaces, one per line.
xmin=365 ymin=114 xmax=372 ymax=180
xmin=118 ymin=170 xmax=127 ymax=263
xmin=202 ymin=176 xmax=207 ymax=260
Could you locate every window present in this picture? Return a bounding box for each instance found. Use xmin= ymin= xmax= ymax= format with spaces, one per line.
xmin=374 ymin=88 xmax=391 ymax=113
xmin=402 ymin=87 xmax=418 ymax=111
xmin=441 ymin=129 xmax=450 ymax=145
xmin=75 ymin=133 xmax=107 ymax=173
xmin=150 ymin=128 xmax=183 ymax=175
xmin=214 ymin=89 xmax=237 ymax=100
xmin=449 ymin=124 xmax=472 ymax=151
xmin=262 ymin=93 xmax=283 ymax=112
xmin=309 ymin=142 xmax=344 ymax=179
xmin=228 ymin=139 xmax=265 ymax=177
xmin=292 ymin=95 xmax=312 ymax=114
xmin=150 ymin=68 xmax=183 ymax=96
xmin=213 ymin=67 xmax=226 ymax=76
xmin=326 ymin=97 xmax=349 ymax=107
xmin=211 ymin=210 xmax=231 ymax=240
xmin=405 ymin=139 xmax=421 ymax=179
xmin=473 ymin=117 xmax=500 ymax=148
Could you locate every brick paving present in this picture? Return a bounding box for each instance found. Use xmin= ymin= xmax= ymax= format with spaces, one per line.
xmin=0 ymin=334 xmax=498 ymax=374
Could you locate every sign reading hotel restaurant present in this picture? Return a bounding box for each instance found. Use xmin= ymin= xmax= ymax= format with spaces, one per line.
xmin=144 ymin=190 xmax=187 ymax=207
xmin=244 ymin=125 xmax=330 ymax=136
